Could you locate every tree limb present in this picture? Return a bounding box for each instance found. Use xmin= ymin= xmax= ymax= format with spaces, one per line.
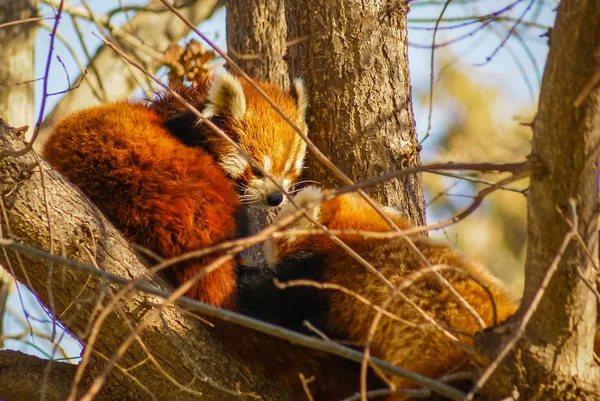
xmin=0 ymin=119 xmax=294 ymax=400
xmin=0 ymin=350 xmax=115 ymax=401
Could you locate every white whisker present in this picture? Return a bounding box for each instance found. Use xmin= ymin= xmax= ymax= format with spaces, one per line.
xmin=294 ymin=179 xmax=320 ymax=186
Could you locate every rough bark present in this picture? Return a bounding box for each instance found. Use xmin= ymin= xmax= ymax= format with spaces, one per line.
xmin=226 ymin=0 xmax=288 ymax=89
xmin=0 ymin=0 xmax=38 ymax=130
xmin=36 ymin=0 xmax=222 ymax=150
xmin=479 ymin=1 xmax=600 ymax=399
xmin=285 ymin=0 xmax=425 ymax=224
xmin=0 ymin=350 xmax=116 ymax=401
xmin=0 ymin=120 xmax=294 ymax=401
xmin=0 ymin=268 xmax=11 ymax=348
xmin=226 ymin=0 xmax=288 ymax=265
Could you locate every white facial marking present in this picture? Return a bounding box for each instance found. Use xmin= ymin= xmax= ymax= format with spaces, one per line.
xmin=262 ymin=156 xmax=273 ymax=174
xmin=282 ymin=178 xmax=292 ymax=191
xmin=220 ymin=153 xmax=249 ymax=178
xmin=284 ymin=157 xmax=294 ymax=176
xmin=294 ymin=145 xmax=306 ymax=175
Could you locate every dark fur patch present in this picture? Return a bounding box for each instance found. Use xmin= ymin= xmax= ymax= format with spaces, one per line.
xmin=233 ymin=206 xmax=252 ymax=239
xmin=237 ymin=252 xmax=329 ymax=335
xmin=163 ymin=112 xmax=208 ymax=149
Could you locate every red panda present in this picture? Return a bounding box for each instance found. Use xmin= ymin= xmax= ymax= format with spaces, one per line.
xmin=238 ymin=186 xmax=519 ymax=400
xmin=42 ymin=71 xmax=308 ymax=308
xmin=43 ymin=72 xmax=362 ymax=400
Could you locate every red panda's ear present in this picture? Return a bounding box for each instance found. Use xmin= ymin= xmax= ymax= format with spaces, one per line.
xmin=202 ymin=72 xmax=247 ymax=120
xmin=290 ymin=78 xmax=308 ymax=123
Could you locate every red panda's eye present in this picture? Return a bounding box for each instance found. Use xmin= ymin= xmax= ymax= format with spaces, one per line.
xmin=251 ymin=166 xmax=264 ymax=178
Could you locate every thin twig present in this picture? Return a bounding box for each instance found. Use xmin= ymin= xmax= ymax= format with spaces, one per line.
xmin=0 ymin=16 xmax=52 ymax=29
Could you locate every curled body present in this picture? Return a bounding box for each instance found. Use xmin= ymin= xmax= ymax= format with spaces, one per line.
xmin=43 ymin=72 xmax=308 ymax=308
xmin=239 ymin=186 xmax=519 ymax=400
xmin=43 ymin=72 xmax=360 ymax=399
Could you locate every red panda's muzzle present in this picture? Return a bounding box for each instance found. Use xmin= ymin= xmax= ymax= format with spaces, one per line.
xmin=266 ymin=191 xmax=284 ymax=206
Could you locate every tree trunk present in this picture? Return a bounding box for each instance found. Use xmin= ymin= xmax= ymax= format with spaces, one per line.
xmin=36 ymin=0 xmax=222 ymax=150
xmin=0 ymin=0 xmax=38 ymax=353
xmin=226 ymin=0 xmax=288 ymax=89
xmin=0 ymin=120 xmax=294 ymax=401
xmin=480 ymin=1 xmax=600 ymax=399
xmin=0 ymin=0 xmax=38 ymax=131
xmin=285 ymin=0 xmax=425 ymax=224
xmin=226 ymin=0 xmax=288 ymax=265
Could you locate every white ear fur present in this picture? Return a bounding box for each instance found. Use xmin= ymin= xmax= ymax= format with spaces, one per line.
xmin=202 ymin=72 xmax=247 ymax=120
xmin=291 ymin=78 xmax=308 ymax=123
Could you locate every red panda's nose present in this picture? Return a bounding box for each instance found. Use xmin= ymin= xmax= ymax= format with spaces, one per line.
xmin=266 ymin=191 xmax=284 ymax=206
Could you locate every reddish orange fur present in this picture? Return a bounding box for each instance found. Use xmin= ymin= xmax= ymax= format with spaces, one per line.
xmin=43 ymin=102 xmax=239 ymax=308
xmin=43 ymin=72 xmax=308 ymax=309
xmin=267 ymin=188 xmax=520 ymax=400
xmin=42 ymin=78 xmax=347 ymax=400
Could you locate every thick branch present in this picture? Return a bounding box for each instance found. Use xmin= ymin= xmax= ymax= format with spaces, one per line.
xmin=0 ymin=120 xmax=294 ymax=400
xmin=479 ymin=1 xmax=600 ymax=399
xmin=36 ymin=0 xmax=222 ymax=150
xmin=0 ymin=350 xmax=116 ymax=401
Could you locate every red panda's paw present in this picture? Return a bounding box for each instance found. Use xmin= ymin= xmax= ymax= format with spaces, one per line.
xmin=265 ymin=186 xmax=413 ymax=267
xmin=264 ymin=185 xmax=326 ymax=267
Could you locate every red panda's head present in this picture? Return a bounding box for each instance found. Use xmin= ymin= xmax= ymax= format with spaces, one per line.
xmin=199 ymin=72 xmax=308 ymax=208
xmin=265 ymin=186 xmax=412 ymax=267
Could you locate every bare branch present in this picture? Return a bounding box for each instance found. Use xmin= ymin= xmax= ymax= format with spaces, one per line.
xmin=37 ymin=0 xmax=223 ymax=149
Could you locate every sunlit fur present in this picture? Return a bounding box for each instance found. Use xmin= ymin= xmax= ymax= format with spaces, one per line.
xmin=43 ymin=73 xmax=307 ymax=307
xmin=43 ymin=103 xmax=238 ymax=307
xmin=262 ymin=186 xmax=519 ymax=400
xmin=152 ymin=72 xmax=308 ymax=208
